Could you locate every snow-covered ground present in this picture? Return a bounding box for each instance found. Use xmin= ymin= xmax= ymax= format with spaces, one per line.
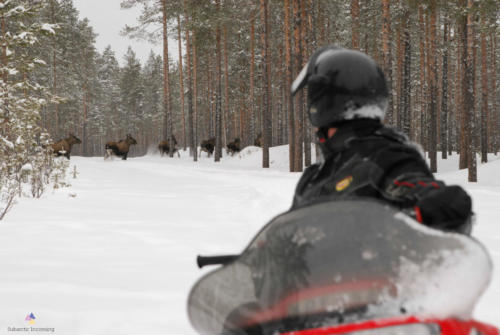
xmin=0 ymin=146 xmax=498 ymax=334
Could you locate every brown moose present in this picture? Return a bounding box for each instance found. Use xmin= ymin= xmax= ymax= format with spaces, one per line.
xmin=200 ymin=137 xmax=215 ymax=157
xmin=50 ymin=133 xmax=82 ymax=159
xmin=254 ymin=133 xmax=262 ymax=147
xmin=159 ymin=135 xmax=180 ymax=157
xmin=104 ymin=134 xmax=137 ymax=160
xmin=226 ymin=138 xmax=241 ymax=156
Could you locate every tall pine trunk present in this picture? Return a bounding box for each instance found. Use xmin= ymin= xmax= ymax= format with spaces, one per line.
xmin=184 ymin=0 xmax=196 ymax=161
xmin=396 ymin=7 xmax=403 ymax=130
xmin=460 ymin=0 xmax=476 ymax=181
xmin=418 ymin=5 xmax=426 ymax=148
xmin=490 ymin=28 xmax=498 ymax=154
xmin=177 ymin=15 xmax=186 ymax=150
xmin=249 ymin=13 xmax=256 ymax=145
xmin=293 ymin=0 xmax=303 ymax=172
xmin=214 ymin=0 xmax=222 ymax=162
xmin=466 ymin=0 xmax=476 ymax=181
xmin=351 ymin=0 xmax=360 ymax=50
xmin=161 ymin=0 xmax=173 ymax=157
xmin=193 ymin=29 xmax=198 ymax=158
xmin=223 ymin=25 xmax=230 ymax=142
xmin=260 ymin=0 xmax=271 ymax=168
xmin=284 ymin=0 xmax=295 ymax=172
xmin=402 ymin=8 xmax=411 ymax=138
xmin=480 ymin=9 xmax=488 ymax=163
xmin=381 ymin=0 xmax=393 ymax=125
xmin=428 ymin=1 xmax=437 ymax=173
xmin=301 ymin=0 xmax=311 ymax=167
xmin=441 ymin=15 xmax=448 ymax=159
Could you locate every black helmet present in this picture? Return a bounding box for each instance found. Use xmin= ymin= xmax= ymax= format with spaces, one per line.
xmin=291 ymin=46 xmax=388 ymax=128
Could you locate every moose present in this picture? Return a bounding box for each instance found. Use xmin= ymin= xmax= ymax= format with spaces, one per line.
xmin=50 ymin=133 xmax=82 ymax=159
xmin=104 ymin=134 xmax=137 ymax=160
xmin=158 ymin=135 xmax=180 ymax=157
xmin=254 ymin=133 xmax=262 ymax=147
xmin=200 ymin=137 xmax=215 ymax=157
xmin=226 ymin=138 xmax=241 ymax=156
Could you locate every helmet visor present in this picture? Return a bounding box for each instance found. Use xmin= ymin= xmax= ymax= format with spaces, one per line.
xmin=291 ymin=60 xmax=309 ymax=96
xmin=291 ymin=46 xmax=342 ymax=96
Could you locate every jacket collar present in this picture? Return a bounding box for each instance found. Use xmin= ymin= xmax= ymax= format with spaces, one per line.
xmin=318 ymin=119 xmax=382 ymax=159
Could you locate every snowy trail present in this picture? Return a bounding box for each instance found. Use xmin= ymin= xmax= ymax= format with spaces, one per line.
xmin=0 ymin=153 xmax=299 ymax=335
xmin=0 ymin=149 xmax=498 ymax=334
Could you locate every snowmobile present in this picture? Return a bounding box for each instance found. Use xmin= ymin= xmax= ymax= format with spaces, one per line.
xmin=188 ymin=199 xmax=499 ymax=335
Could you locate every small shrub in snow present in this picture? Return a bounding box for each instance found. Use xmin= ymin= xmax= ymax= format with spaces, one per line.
xmin=72 ymin=165 xmax=78 ymax=179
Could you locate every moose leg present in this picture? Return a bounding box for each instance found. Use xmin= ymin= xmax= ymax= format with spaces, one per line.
xmin=122 ymin=153 xmax=128 ymax=160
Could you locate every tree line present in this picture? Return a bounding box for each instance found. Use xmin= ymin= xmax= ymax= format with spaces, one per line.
xmin=2 ymin=0 xmax=499 ymax=183
xmin=123 ymin=0 xmax=498 ymax=182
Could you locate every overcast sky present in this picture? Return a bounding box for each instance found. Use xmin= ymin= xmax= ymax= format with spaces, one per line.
xmin=72 ymin=0 xmax=179 ymax=66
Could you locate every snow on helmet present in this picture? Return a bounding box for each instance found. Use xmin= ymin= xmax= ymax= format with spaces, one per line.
xmin=291 ymin=46 xmax=388 ymax=128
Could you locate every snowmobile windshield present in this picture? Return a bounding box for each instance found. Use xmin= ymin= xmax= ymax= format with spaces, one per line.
xmin=188 ymin=199 xmax=492 ymax=335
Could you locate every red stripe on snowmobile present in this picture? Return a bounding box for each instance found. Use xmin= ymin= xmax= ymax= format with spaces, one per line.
xmin=414 ymin=206 xmax=423 ymax=223
xmin=240 ymin=279 xmax=395 ymax=328
xmin=279 ymin=316 xmax=500 ymax=335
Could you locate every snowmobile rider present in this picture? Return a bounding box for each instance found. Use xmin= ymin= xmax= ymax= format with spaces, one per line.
xmin=290 ymin=46 xmax=472 ymax=234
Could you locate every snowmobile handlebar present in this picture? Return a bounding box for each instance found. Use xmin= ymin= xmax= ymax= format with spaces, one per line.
xmin=196 ymin=254 xmax=239 ymax=268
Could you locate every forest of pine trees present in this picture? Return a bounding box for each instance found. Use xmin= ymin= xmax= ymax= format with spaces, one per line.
xmin=1 ymin=0 xmax=499 ymax=182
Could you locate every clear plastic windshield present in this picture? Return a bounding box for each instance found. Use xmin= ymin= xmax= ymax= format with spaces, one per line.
xmin=188 ymin=200 xmax=492 ymax=335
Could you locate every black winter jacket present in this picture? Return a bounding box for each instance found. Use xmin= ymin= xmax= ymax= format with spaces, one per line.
xmin=291 ymin=119 xmax=472 ymax=233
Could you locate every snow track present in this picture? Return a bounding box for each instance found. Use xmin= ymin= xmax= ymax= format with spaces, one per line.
xmin=0 ymin=153 xmax=299 ymax=335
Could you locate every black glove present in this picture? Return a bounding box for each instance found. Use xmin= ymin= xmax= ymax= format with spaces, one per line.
xmin=415 ymin=185 xmax=472 ymax=234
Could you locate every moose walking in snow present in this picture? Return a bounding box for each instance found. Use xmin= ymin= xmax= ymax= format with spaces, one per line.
xmin=159 ymin=135 xmax=180 ymax=157
xmin=226 ymin=138 xmax=241 ymax=156
xmin=200 ymin=137 xmax=215 ymax=157
xmin=104 ymin=134 xmax=137 ymax=160
xmin=254 ymin=133 xmax=262 ymax=147
xmin=50 ymin=133 xmax=82 ymax=159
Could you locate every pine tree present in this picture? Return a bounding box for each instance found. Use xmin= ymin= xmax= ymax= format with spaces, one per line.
xmin=97 ymin=46 xmax=121 ymax=146
xmin=120 ymin=47 xmax=143 ymax=153
xmin=0 ymin=0 xmax=67 ymax=219
xmin=142 ymin=51 xmax=163 ymax=149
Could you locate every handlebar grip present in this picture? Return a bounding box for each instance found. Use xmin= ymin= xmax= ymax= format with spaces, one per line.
xmin=196 ymin=255 xmax=238 ymax=268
